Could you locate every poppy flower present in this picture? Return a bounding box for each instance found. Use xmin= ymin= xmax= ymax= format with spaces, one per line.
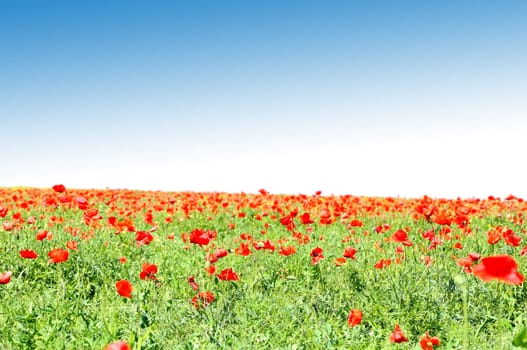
xmin=217 ymin=267 xmax=239 ymax=281
xmin=20 ymin=249 xmax=38 ymax=259
xmin=206 ymin=253 xmax=219 ymax=264
xmin=48 ymin=248 xmax=69 ymax=263
xmin=136 ymin=231 xmax=154 ymax=246
xmin=187 ymin=276 xmax=199 ymax=291
xmin=374 ymin=258 xmax=392 ymax=269
xmin=235 ymin=243 xmax=252 ymax=256
xmin=191 ymin=291 xmax=215 ymax=309
xmin=205 ymin=265 xmax=216 ymax=275
xmin=472 ymin=254 xmax=525 ymax=285
xmin=2 ymin=221 xmax=13 ymax=231
xmin=104 ymin=340 xmax=131 ymax=350
xmin=0 ymin=271 xmax=12 ymax=284
xmin=420 ymin=331 xmax=440 ymax=350
xmin=343 ymin=247 xmax=357 ymax=259
xmin=300 ymin=213 xmax=314 ymax=225
xmin=66 ymin=241 xmax=78 ymax=251
xmin=390 ymin=324 xmax=408 ymax=343
xmin=310 ymin=247 xmax=324 ymax=265
xmin=334 ymin=257 xmax=347 ymax=266
xmin=189 ymin=228 xmax=213 ymax=246
xmin=214 ymin=248 xmax=229 ymax=259
xmin=52 ymin=184 xmax=66 ymax=193
xmin=391 ymin=229 xmax=413 ymax=246
xmin=139 ymin=262 xmax=158 ymax=280
xmin=279 ymin=245 xmax=296 ymax=256
xmin=347 ymin=309 xmax=363 ymax=327
xmin=36 ymin=229 xmax=52 ymax=241
xmin=115 ymin=280 xmax=133 ymax=298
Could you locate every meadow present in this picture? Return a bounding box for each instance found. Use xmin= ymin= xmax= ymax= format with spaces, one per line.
xmin=1 ymin=186 xmax=527 ymax=349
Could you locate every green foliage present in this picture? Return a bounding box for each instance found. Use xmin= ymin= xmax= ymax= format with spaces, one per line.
xmin=0 ymin=188 xmax=526 ymax=349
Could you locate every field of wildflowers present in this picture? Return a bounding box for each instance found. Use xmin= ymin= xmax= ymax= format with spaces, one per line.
xmin=1 ymin=186 xmax=527 ymax=349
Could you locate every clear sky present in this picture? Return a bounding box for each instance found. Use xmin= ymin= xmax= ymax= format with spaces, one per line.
xmin=1 ymin=1 xmax=526 ymax=199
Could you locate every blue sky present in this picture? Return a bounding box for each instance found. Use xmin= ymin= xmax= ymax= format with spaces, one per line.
xmin=2 ymin=1 xmax=526 ymax=198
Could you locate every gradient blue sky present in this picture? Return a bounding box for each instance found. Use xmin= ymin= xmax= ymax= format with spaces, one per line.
xmin=2 ymin=1 xmax=526 ymax=198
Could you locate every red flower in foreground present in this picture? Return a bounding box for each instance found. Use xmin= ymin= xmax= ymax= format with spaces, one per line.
xmin=343 ymin=247 xmax=357 ymax=259
xmin=189 ymin=228 xmax=215 ymax=246
xmin=48 ymin=248 xmax=69 ymax=263
xmin=420 ymin=331 xmax=440 ymax=350
xmin=20 ymin=249 xmax=38 ymax=259
xmin=334 ymin=257 xmax=347 ymax=266
xmin=347 ymin=309 xmax=363 ymax=327
xmin=374 ymin=258 xmax=392 ymax=269
xmin=191 ymin=291 xmax=215 ymax=309
xmin=66 ymin=240 xmax=78 ymax=251
xmin=390 ymin=324 xmax=408 ymax=343
xmin=0 ymin=271 xmax=12 ymax=284
xmin=472 ymin=254 xmax=525 ymax=285
xmin=139 ymin=262 xmax=158 ymax=280
xmin=279 ymin=245 xmax=296 ymax=256
xmin=36 ymin=229 xmax=52 ymax=241
xmin=115 ymin=280 xmax=133 ymax=298
xmin=104 ymin=340 xmax=131 ymax=350
xmin=52 ymin=184 xmax=66 ymax=193
xmin=135 ymin=231 xmax=154 ymax=246
xmin=187 ymin=276 xmax=199 ymax=291
xmin=217 ymin=267 xmax=239 ymax=281
xmin=310 ymin=247 xmax=324 ymax=265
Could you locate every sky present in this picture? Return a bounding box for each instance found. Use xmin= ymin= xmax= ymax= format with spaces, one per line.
xmin=1 ymin=0 xmax=526 ymax=199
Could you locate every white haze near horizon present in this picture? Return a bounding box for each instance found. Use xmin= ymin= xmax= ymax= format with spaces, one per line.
xmin=4 ymin=121 xmax=526 ymax=200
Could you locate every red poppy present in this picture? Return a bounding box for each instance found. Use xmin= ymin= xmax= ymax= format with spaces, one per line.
xmin=472 ymin=254 xmax=525 ymax=285
xmin=343 ymin=247 xmax=357 ymax=259
xmin=390 ymin=324 xmax=408 ymax=343
xmin=48 ymin=248 xmax=69 ymax=263
xmin=191 ymin=291 xmax=215 ymax=309
xmin=300 ymin=213 xmax=314 ymax=225
xmin=2 ymin=221 xmax=13 ymax=231
xmin=104 ymin=340 xmax=131 ymax=350
xmin=334 ymin=257 xmax=347 ymax=266
xmin=310 ymin=247 xmax=324 ymax=265
xmin=206 ymin=253 xmax=219 ymax=264
xmin=20 ymin=249 xmax=38 ymax=259
xmin=66 ymin=241 xmax=78 ymax=251
xmin=503 ymin=229 xmax=521 ymax=247
xmin=187 ymin=276 xmax=199 ymax=291
xmin=36 ymin=229 xmax=52 ymax=241
xmin=115 ymin=280 xmax=133 ymax=298
xmin=279 ymin=246 xmax=296 ymax=256
xmin=217 ymin=267 xmax=239 ymax=281
xmin=205 ymin=264 xmax=216 ymax=275
xmin=253 ymin=239 xmax=276 ymax=252
xmin=139 ymin=262 xmax=158 ymax=280
xmin=189 ymin=228 xmax=215 ymax=246
xmin=347 ymin=309 xmax=363 ymax=327
xmin=136 ymin=231 xmax=154 ymax=246
xmin=391 ymin=229 xmax=413 ymax=246
xmin=0 ymin=271 xmax=12 ymax=284
xmin=349 ymin=219 xmax=363 ymax=227
xmin=52 ymin=184 xmax=66 ymax=193
xmin=214 ymin=248 xmax=229 ymax=259
xmin=468 ymin=252 xmax=481 ymax=262
xmin=374 ymin=258 xmax=392 ymax=269
xmin=420 ymin=331 xmax=440 ymax=350
xmin=235 ymin=243 xmax=252 ymax=256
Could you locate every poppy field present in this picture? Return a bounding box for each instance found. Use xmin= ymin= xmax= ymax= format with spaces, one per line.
xmin=2 ymin=186 xmax=527 ymax=349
